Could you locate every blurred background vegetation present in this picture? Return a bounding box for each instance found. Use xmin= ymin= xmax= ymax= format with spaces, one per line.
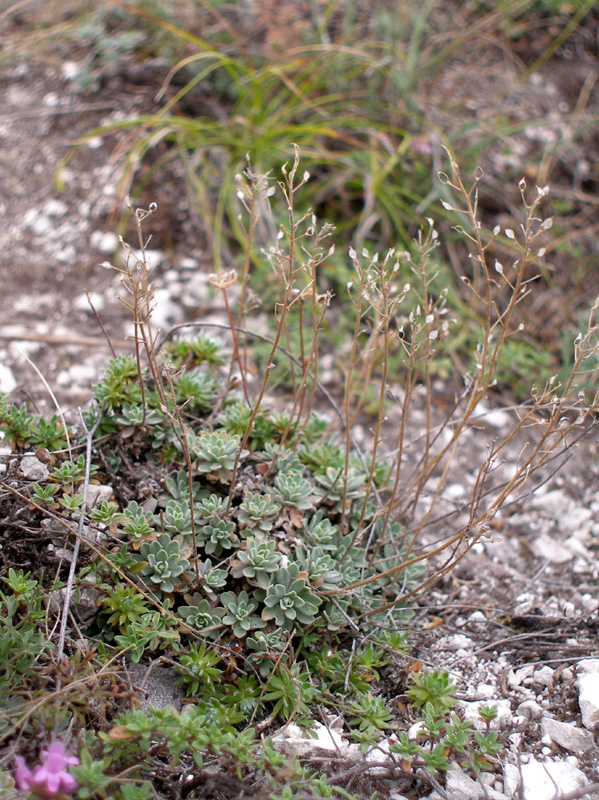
xmin=3 ymin=0 xmax=599 ymax=399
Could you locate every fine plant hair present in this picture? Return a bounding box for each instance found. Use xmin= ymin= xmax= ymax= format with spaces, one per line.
xmin=104 ymin=148 xmax=598 ymax=626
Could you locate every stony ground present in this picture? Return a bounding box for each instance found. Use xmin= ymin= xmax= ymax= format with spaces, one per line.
xmin=1 ymin=10 xmax=599 ymax=799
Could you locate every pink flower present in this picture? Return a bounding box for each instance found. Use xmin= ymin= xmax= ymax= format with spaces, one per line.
xmin=14 ymin=742 xmax=79 ymax=798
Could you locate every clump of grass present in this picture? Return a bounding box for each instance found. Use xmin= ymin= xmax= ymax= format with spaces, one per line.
xmin=1 ymin=151 xmax=598 ymax=797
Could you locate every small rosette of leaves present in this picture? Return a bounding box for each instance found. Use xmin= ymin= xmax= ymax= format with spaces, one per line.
xmin=175 ymin=641 xmax=223 ymax=695
xmin=260 ymin=564 xmax=321 ymax=629
xmin=138 ymin=534 xmax=189 ymax=593
xmin=220 ymin=590 xmax=266 ymax=638
xmin=237 ymin=492 xmax=281 ymax=532
xmin=121 ymin=500 xmax=155 ymax=546
xmin=263 ymin=662 xmax=318 ymax=720
xmin=272 ymin=471 xmax=315 ymax=511
xmin=89 ymin=501 xmax=127 ymax=532
xmin=50 ymin=455 xmax=97 ymax=487
xmin=298 ymin=442 xmax=345 ymax=475
xmin=100 ymin=584 xmax=150 ymax=634
xmin=196 ymin=559 xmax=228 ymax=600
xmin=0 ymin=402 xmax=36 ymax=446
xmin=115 ymin=403 xmax=163 ymax=428
xmin=303 ymin=512 xmax=341 ymax=553
xmin=113 ymin=608 xmax=181 ymax=663
xmin=31 ymin=482 xmax=59 ymax=508
xmin=255 ymin=442 xmax=302 ymax=475
xmin=177 ymin=593 xmax=225 ymax=635
xmin=163 ymin=470 xmax=206 ymax=504
xmin=188 ymin=429 xmax=244 ymax=481
xmin=231 ymin=539 xmax=281 ymax=589
xmin=156 ymin=499 xmax=194 ymax=539
xmin=166 ymin=333 xmax=226 ymax=369
xmin=293 ymin=545 xmax=342 ymax=591
xmin=94 ymin=355 xmax=142 ymax=409
xmin=407 ymin=668 xmax=458 ymax=714
xmin=220 ymin=401 xmax=275 ymax=450
xmin=173 ymin=370 xmax=217 ymax=412
xmin=198 ymin=513 xmax=238 ymax=556
xmin=313 ymin=466 xmax=367 ymax=511
xmin=196 ymin=493 xmax=228 ymax=520
xmin=348 ymin=693 xmax=393 ymax=742
xmin=29 ymin=414 xmax=69 ymax=451
xmin=301 ymin=414 xmax=331 ymax=443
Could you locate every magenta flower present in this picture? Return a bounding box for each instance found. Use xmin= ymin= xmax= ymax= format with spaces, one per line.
xmin=14 ymin=741 xmax=79 ymax=798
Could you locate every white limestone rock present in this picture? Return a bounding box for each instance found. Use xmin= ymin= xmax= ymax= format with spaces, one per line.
xmin=444 ymin=764 xmax=508 ymax=800
xmin=272 ymin=722 xmax=348 ymax=758
xmin=0 ymin=364 xmax=17 ymax=395
xmin=458 ymin=699 xmax=513 ymax=732
xmin=541 ymin=717 xmax=595 ymax=753
xmin=578 ymin=672 xmax=599 ymax=731
xmin=20 ymin=455 xmax=49 ymax=482
xmin=514 ymin=758 xmax=596 ymax=800
xmin=85 ymin=484 xmax=114 ymax=510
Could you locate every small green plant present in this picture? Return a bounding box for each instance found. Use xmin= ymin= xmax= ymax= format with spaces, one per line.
xmin=58 ymin=491 xmax=85 ymax=513
xmin=231 ymin=538 xmax=281 ymax=589
xmin=386 ymin=669 xmax=505 ymax=777
xmin=172 ymin=370 xmax=218 ymax=412
xmin=2 ymin=568 xmax=39 ymax=598
xmin=220 ymin=401 xmax=276 ymax=450
xmin=176 ymin=641 xmax=223 ymax=695
xmin=177 ymin=593 xmax=225 ymax=634
xmin=299 ymin=442 xmax=345 ymax=474
xmin=113 ymin=612 xmax=179 ymax=663
xmin=262 ymin=662 xmax=318 ymax=720
xmin=237 ymin=492 xmax=281 ymax=532
xmin=198 ymin=513 xmax=238 ymax=556
xmin=195 ymin=559 xmax=228 ymax=599
xmin=294 ymin=545 xmax=341 ymax=591
xmin=407 ymin=668 xmax=458 ymax=714
xmin=138 ymin=535 xmax=190 ymax=593
xmin=166 ymin=333 xmax=226 ymax=369
xmin=115 ymin=403 xmax=163 ymax=428
xmin=50 ymin=455 xmax=98 ymax=487
xmin=29 ymin=415 xmax=69 ymax=451
xmin=0 ymin=572 xmax=52 ymax=714
xmin=261 ymin=564 xmax=322 ymax=629
xmin=195 ymin=492 xmax=227 ymax=519
xmin=220 ymin=590 xmax=266 ymax=638
xmin=100 ymin=584 xmax=150 ymax=633
xmin=272 ymin=471 xmax=315 ymax=511
xmin=188 ymin=429 xmax=244 ymax=481
xmin=121 ymin=501 xmax=155 ymax=545
xmin=314 ymin=467 xmax=367 ymax=511
xmin=348 ymin=693 xmax=394 ymax=742
xmin=31 ymin=482 xmax=60 ymax=507
xmin=246 ymin=629 xmax=288 ymax=678
xmin=0 ymin=403 xmax=36 ymax=446
xmin=158 ymin=498 xmax=194 ymax=540
xmin=94 ymin=354 xmax=142 ymax=409
xmin=89 ymin=501 xmax=127 ymax=531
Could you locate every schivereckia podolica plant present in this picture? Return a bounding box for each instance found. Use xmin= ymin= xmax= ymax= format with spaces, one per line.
xmin=2 ymin=148 xmax=599 ymax=797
